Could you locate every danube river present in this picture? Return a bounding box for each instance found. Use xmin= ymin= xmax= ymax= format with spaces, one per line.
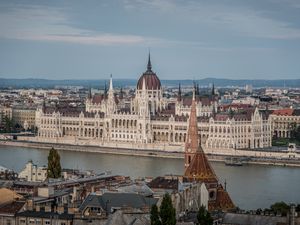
xmin=1 ymin=145 xmax=300 ymax=210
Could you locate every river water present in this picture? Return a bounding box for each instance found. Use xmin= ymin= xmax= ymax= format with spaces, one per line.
xmin=1 ymin=145 xmax=300 ymax=210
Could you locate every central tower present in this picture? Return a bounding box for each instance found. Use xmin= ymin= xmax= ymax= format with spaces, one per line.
xmin=134 ymin=53 xmax=164 ymax=115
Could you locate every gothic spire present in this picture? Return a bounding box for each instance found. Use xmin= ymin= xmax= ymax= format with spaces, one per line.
xmin=109 ymin=74 xmax=113 ymax=91
xmin=212 ymin=83 xmax=215 ymax=96
xmin=147 ymin=51 xmax=152 ymax=71
xmin=178 ymin=83 xmax=182 ymax=101
xmin=88 ymin=86 xmax=92 ymax=99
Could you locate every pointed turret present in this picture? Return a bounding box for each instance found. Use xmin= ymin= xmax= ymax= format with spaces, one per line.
xmin=119 ymin=87 xmax=124 ymax=99
xmin=147 ymin=51 xmax=152 ymax=72
xmin=184 ymin=88 xmax=235 ymax=211
xmin=177 ymin=83 xmax=182 ymax=102
xmin=184 ymin=87 xmax=217 ymax=181
xmin=109 ymin=74 xmax=113 ymax=91
xmin=88 ymin=86 xmax=92 ymax=99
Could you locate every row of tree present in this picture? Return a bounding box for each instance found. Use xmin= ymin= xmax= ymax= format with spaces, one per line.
xmin=150 ymin=193 xmax=213 ymax=225
xmin=255 ymin=201 xmax=300 ymax=216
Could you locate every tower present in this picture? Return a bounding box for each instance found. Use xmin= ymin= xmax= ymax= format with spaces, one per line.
xmin=184 ymin=89 xmax=235 ymax=211
xmin=177 ymin=83 xmax=182 ymax=102
xmin=106 ymin=74 xmax=115 ymax=115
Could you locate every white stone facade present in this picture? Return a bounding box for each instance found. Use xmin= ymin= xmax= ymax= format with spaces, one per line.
xmin=35 ymin=59 xmax=273 ymax=151
xmin=18 ymin=161 xmax=47 ymax=182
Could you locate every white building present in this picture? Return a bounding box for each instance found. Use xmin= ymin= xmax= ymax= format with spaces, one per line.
xmin=18 ymin=160 xmax=47 ymax=182
xmin=35 ymin=55 xmax=273 ymax=151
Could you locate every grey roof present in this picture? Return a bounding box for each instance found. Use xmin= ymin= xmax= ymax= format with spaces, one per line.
xmin=116 ymin=184 xmax=154 ymax=197
xmin=105 ymin=210 xmax=150 ymax=225
xmin=222 ymin=213 xmax=288 ymax=225
xmin=79 ymin=192 xmax=158 ymax=213
xmin=16 ymin=210 xmax=74 ymax=220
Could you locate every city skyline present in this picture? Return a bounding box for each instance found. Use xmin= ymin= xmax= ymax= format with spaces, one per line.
xmin=1 ymin=0 xmax=300 ymax=80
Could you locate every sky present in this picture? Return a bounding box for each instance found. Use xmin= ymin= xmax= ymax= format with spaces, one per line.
xmin=0 ymin=0 xmax=300 ymax=80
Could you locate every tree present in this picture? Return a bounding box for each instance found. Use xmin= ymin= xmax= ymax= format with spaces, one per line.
xmin=270 ymin=202 xmax=290 ymax=216
xmin=47 ymin=147 xmax=62 ymax=178
xmin=151 ymin=204 xmax=162 ymax=225
xmin=159 ymin=193 xmax=176 ymax=225
xmin=3 ymin=116 xmax=13 ymax=133
xmin=290 ymin=124 xmax=300 ymax=142
xmin=197 ymin=205 xmax=213 ymax=225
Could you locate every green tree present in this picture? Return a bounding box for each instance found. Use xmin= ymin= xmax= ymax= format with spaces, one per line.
xmin=159 ymin=193 xmax=176 ymax=225
xmin=291 ymin=125 xmax=300 ymax=142
xmin=270 ymin=202 xmax=290 ymax=216
xmin=197 ymin=205 xmax=213 ymax=225
xmin=3 ymin=116 xmax=13 ymax=133
xmin=150 ymin=204 xmax=162 ymax=225
xmin=47 ymin=147 xmax=62 ymax=178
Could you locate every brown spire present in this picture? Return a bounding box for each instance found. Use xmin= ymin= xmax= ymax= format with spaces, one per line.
xmin=184 ymin=88 xmax=235 ymax=211
xmin=184 ymin=89 xmax=218 ymax=183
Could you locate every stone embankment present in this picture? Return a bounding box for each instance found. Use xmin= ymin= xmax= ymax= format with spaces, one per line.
xmin=1 ymin=139 xmax=300 ymax=167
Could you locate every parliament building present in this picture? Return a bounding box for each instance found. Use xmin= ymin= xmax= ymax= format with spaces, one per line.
xmin=35 ymin=55 xmax=272 ymax=151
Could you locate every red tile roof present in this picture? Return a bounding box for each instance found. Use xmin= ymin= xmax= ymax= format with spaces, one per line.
xmin=272 ymin=108 xmax=294 ymax=116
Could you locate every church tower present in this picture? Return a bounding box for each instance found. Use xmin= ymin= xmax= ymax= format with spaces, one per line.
xmin=106 ymin=74 xmax=115 ymax=115
xmin=184 ymin=89 xmax=235 ymax=211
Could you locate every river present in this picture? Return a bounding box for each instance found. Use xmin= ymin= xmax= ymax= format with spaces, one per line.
xmin=1 ymin=145 xmax=300 ymax=210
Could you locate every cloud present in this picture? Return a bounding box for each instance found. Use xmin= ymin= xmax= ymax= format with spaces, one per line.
xmin=0 ymin=4 xmax=167 ymax=46
xmin=123 ymin=0 xmax=300 ymax=40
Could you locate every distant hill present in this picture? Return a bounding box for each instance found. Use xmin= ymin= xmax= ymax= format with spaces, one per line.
xmin=0 ymin=78 xmax=299 ymax=88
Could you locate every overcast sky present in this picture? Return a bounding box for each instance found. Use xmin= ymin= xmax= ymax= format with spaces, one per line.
xmin=0 ymin=0 xmax=300 ymax=80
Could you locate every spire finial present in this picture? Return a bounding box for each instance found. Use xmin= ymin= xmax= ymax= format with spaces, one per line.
xmin=192 ymin=86 xmax=195 ymax=101
xmin=147 ymin=51 xmax=152 ymax=71
xmin=109 ymin=74 xmax=113 ymax=91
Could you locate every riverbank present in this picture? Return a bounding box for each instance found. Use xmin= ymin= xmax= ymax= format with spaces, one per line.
xmin=1 ymin=140 xmax=300 ymax=167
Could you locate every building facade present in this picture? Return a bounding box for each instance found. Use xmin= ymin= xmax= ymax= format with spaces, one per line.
xmin=12 ymin=105 xmax=36 ymax=130
xmin=18 ymin=161 xmax=47 ymax=182
xmin=270 ymin=109 xmax=300 ymax=139
xmin=35 ymin=55 xmax=273 ymax=151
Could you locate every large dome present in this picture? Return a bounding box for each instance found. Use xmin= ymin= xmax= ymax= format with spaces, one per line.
xmin=137 ymin=54 xmax=161 ymax=90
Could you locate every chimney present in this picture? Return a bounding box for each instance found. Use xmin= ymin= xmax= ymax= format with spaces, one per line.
xmin=289 ymin=204 xmax=295 ymax=225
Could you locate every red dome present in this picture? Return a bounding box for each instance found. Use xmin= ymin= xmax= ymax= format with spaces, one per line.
xmin=137 ymin=71 xmax=161 ymax=90
xmin=136 ymin=53 xmax=161 ymax=90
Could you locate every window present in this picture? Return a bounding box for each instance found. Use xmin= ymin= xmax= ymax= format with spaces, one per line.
xmin=45 ymin=220 xmax=50 ymax=225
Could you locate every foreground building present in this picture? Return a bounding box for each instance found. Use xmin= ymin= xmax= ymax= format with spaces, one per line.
xmin=184 ymin=92 xmax=235 ymax=211
xmin=18 ymin=160 xmax=47 ymax=182
xmin=35 ymin=55 xmax=273 ymax=151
